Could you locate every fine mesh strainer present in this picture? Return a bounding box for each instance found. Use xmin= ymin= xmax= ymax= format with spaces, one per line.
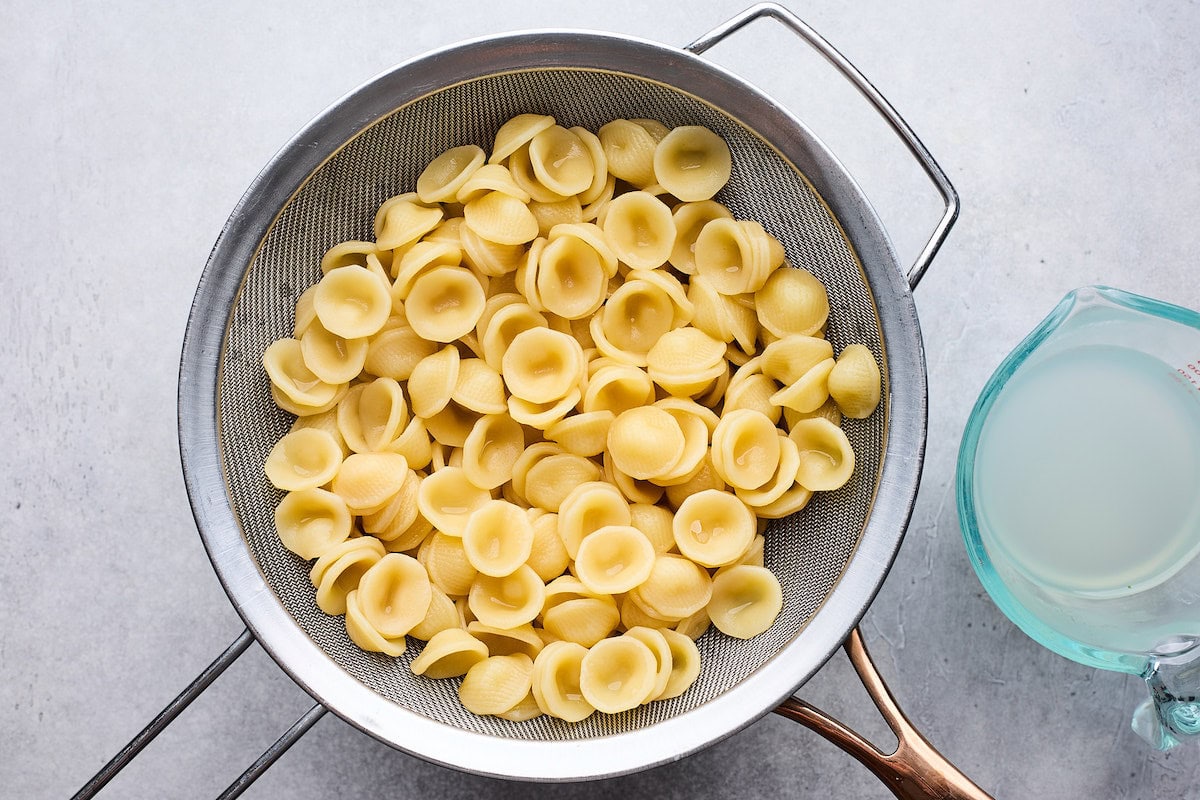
xmin=76 ymin=5 xmax=986 ymax=799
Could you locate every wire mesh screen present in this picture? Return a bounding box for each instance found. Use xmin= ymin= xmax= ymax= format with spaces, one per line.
xmin=215 ymin=67 xmax=885 ymax=741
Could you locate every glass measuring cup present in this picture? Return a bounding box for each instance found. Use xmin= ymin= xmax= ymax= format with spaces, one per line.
xmin=957 ymin=285 xmax=1200 ymax=749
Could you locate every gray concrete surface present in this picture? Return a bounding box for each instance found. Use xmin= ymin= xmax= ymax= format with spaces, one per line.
xmin=3 ymin=1 xmax=1198 ymax=798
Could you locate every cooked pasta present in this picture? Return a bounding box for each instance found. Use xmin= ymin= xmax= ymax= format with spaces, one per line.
xmin=652 ymin=125 xmax=732 ymax=202
xmin=707 ymin=565 xmax=783 ymax=639
xmin=264 ymin=114 xmax=885 ymax=722
xmin=828 ymin=343 xmax=882 ymax=419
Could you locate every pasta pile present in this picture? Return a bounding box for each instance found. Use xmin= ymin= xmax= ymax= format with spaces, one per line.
xmin=262 ymin=114 xmax=882 ymax=722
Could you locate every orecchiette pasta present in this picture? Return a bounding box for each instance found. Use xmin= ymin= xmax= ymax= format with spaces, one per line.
xmin=264 ymin=114 xmax=883 ymax=723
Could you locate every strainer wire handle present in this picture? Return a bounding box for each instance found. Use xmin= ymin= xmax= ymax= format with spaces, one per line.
xmin=774 ymin=629 xmax=993 ymax=800
xmin=217 ymin=703 xmax=328 ymax=799
xmin=71 ymin=628 xmax=256 ymax=800
xmin=685 ymin=1 xmax=960 ymax=290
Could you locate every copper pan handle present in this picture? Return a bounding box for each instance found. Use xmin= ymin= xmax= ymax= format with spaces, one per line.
xmin=775 ymin=628 xmax=992 ymax=800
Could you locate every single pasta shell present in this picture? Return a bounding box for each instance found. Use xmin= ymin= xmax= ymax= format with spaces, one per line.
xmin=456 ymin=163 xmax=532 ymax=205
xmin=769 ymin=357 xmax=836 ymax=414
xmin=755 ymin=266 xmax=830 ymax=338
xmin=600 ymin=191 xmax=676 ymax=270
xmin=574 ymin=524 xmax=656 ymax=595
xmin=417 ymin=144 xmax=486 ymax=204
xmin=652 ymin=125 xmax=732 ymax=202
xmin=407 ymin=344 xmax=460 ymax=419
xmin=579 ymin=636 xmax=658 ymax=714
xmin=490 ymin=114 xmax=556 ymax=164
xmin=405 ymin=266 xmax=487 ymax=344
xmin=467 ymin=621 xmax=545 ymax=660
xmin=598 ymin=119 xmax=659 ymax=188
xmin=634 ymin=554 xmax=712 ymax=620
xmin=828 ymin=343 xmax=882 ymax=419
xmin=532 ymin=641 xmax=595 ymax=722
xmin=657 ymin=628 xmax=702 ymax=699
xmin=607 ymin=406 xmax=686 ymax=481
xmin=789 ymin=417 xmax=856 ymax=492
xmin=376 ymin=195 xmax=443 ymax=251
xmin=529 ymin=125 xmax=594 ymax=197
xmin=670 ymin=201 xmax=734 ymax=274
xmin=760 ymin=335 xmax=834 ymax=385
xmin=708 ymin=565 xmax=783 ymax=639
xmin=344 ymin=589 xmax=407 ymax=657
xmin=462 ymin=413 xmax=525 ymax=491
xmin=410 ymin=628 xmax=488 ymax=679
xmin=417 ymin=466 xmax=491 ymax=536
xmin=330 ymin=451 xmax=409 ymax=514
xmin=672 ymin=489 xmax=757 ymax=568
xmin=542 ymin=597 xmax=620 ymax=648
xmin=468 ymin=565 xmax=546 ymax=630
xmin=545 ymin=410 xmax=615 ymax=458
xmin=710 ymin=409 xmax=783 ymax=491
xmin=464 ymin=190 xmax=539 ymax=246
xmin=356 ymin=553 xmax=433 ymax=639
xmin=264 ymin=428 xmax=342 ymax=492
xmin=462 ymin=499 xmax=535 ymax=577
xmin=458 ymin=654 xmax=535 ymax=716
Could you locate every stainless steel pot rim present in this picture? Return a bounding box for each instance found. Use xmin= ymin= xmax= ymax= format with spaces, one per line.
xmin=178 ymin=26 xmax=926 ymax=781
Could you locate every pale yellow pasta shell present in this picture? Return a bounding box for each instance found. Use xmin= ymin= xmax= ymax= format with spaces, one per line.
xmin=344 ymin=589 xmax=407 ymax=657
xmin=405 ymin=266 xmax=487 ymax=344
xmin=468 ymin=565 xmax=545 ymax=629
xmin=408 ymin=344 xmax=460 ymax=419
xmin=574 ymin=524 xmax=656 ymax=595
xmin=627 ymin=502 xmax=676 ymax=554
xmin=467 ymin=621 xmax=545 ymax=660
xmin=462 ymin=499 xmax=535 ymax=577
xmin=456 ymin=163 xmax=531 ymax=205
xmin=650 ymin=402 xmax=711 ymax=485
xmin=669 ymin=201 xmax=734 ymax=274
xmin=542 ymin=597 xmax=620 ymax=648
xmin=674 ymin=606 xmax=713 ymax=641
xmin=672 ymin=489 xmax=757 ymax=568
xmin=309 ymin=537 xmax=385 ymax=615
xmin=355 ymin=553 xmax=432 ymax=638
xmin=581 ymin=364 xmax=655 ymax=415
xmin=535 ymin=234 xmax=608 ymax=320
xmin=375 ymin=194 xmax=443 ymax=251
xmin=320 ymin=240 xmax=384 ymax=275
xmin=479 ymin=301 xmax=548 ymax=372
xmin=541 ymin=574 xmax=607 ymax=614
xmin=529 ymin=125 xmax=594 ymax=197
xmin=646 ymin=328 xmax=727 ymax=397
xmin=580 ymin=174 xmax=616 ymax=222
xmin=759 ymin=334 xmax=834 ymax=385
xmin=460 ymin=222 xmax=526 ymax=277
xmin=298 ymin=319 xmax=368 ymax=385
xmin=769 ymin=357 xmax=835 ymax=414
xmin=264 ymin=428 xmax=342 ymax=491
xmin=710 ymin=409 xmax=782 ymax=491
xmin=464 ymin=190 xmax=539 ymax=246
xmin=277 ymin=489 xmax=355 ymax=556
xmin=331 ymin=451 xmax=409 ymax=514
xmin=708 ymin=564 xmax=782 ymax=639
xmin=664 ymin=451 xmax=728 ymax=510
xmin=502 ymin=327 xmax=585 ymax=404
xmin=336 ymin=378 xmax=409 ymax=453
xmin=452 ymin=358 xmax=506 ymax=415
xmin=409 ymin=585 xmax=462 ymax=641
xmin=364 ymin=324 xmax=439 ymax=382
xmin=633 ymin=554 xmax=713 ymax=620
xmin=620 ymin=594 xmax=676 ymax=632
xmin=529 ymin=197 xmax=583 ymax=238
xmin=490 ymin=113 xmax=556 ymax=164
xmin=418 ymin=532 xmax=478 ymax=596
xmin=694 ymin=218 xmax=784 ymax=295
xmin=532 ymin=641 xmax=595 ymax=722
xmin=417 ymin=144 xmax=486 ymax=204
xmin=509 ymin=442 xmax=565 ymax=502
xmin=783 ymin=397 xmax=843 ymax=431
xmin=385 ymin=416 xmax=433 ymax=472
xmin=526 ymin=512 xmax=570 ymax=582
xmin=596 ymin=280 xmax=676 ymax=364
xmin=601 ymin=452 xmax=666 ymax=506
xmin=410 ymin=628 xmax=488 ymax=679
xmin=523 ymin=453 xmax=603 ymax=513
xmin=462 ymin=413 xmax=525 ymax=491
xmin=545 ymin=410 xmax=614 ymax=458
xmin=497 ymin=691 xmax=544 ymax=722
xmin=598 ymin=119 xmax=659 ymax=188
xmin=569 ymin=126 xmax=610 ymax=205
xmin=579 ymin=636 xmax=658 ymax=714
xmin=657 ymin=628 xmax=702 ymax=699
xmin=458 ymin=653 xmax=535 ymax=716
xmin=828 ymin=343 xmax=881 ymax=419
xmin=723 ymin=372 xmax=782 ymax=426
xmin=390 ymin=240 xmax=463 ymax=298
xmin=293 ymin=285 xmax=318 ymax=339
xmin=289 ymin=407 xmax=348 ymax=457
xmin=736 ymin=434 xmax=801 ymax=509
xmin=508 ymin=144 xmax=569 ymax=204
xmin=626 ymin=267 xmax=694 ymax=327
xmin=755 ymin=265 xmax=829 ymax=338
xmin=600 ymin=191 xmax=675 ymax=270
xmin=263 ymin=338 xmax=343 ymax=409
xmin=417 ymin=466 xmax=491 ymax=536
xmin=652 ymin=125 xmax=732 ymax=202
xmin=607 ymin=406 xmax=686 ymax=481
xmin=361 ymin=468 xmax=421 ymax=541
xmin=557 ymin=480 xmax=631 ymax=560
xmin=789 ymin=417 xmax=856 ymax=492
xmin=271 ymin=381 xmax=349 ymax=419
xmin=425 ymin=401 xmax=482 ymax=448
xmin=622 ymin=626 xmax=673 ymax=701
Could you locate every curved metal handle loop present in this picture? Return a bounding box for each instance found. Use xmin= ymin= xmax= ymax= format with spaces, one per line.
xmin=774 ymin=628 xmax=993 ymax=800
xmin=72 ymin=628 xmax=325 ymax=799
xmin=685 ymin=2 xmax=960 ymax=290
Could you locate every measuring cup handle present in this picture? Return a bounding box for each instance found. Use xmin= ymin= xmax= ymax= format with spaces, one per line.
xmin=1132 ymin=653 xmax=1200 ymax=750
xmin=775 ymin=628 xmax=993 ymax=800
xmin=685 ymin=2 xmax=960 ymax=291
